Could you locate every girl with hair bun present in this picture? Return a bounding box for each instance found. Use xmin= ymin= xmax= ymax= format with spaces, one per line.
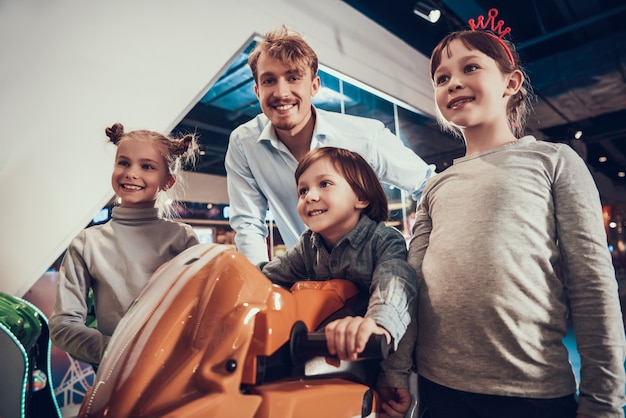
xmin=49 ymin=123 xmax=200 ymax=367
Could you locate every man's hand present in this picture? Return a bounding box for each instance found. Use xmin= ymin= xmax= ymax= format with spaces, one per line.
xmin=377 ymin=386 xmax=412 ymax=418
xmin=324 ymin=316 xmax=390 ymax=361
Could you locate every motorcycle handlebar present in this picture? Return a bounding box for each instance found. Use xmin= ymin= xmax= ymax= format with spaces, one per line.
xmin=289 ymin=322 xmax=393 ymax=365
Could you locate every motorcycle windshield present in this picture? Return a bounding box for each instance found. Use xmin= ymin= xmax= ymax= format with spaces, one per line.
xmin=80 ymin=244 xmax=274 ymax=418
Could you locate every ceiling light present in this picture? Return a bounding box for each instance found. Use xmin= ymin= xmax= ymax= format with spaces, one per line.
xmin=413 ymin=2 xmax=441 ymax=23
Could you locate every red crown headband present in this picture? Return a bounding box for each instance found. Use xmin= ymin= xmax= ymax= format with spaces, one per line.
xmin=468 ymin=8 xmax=515 ymax=65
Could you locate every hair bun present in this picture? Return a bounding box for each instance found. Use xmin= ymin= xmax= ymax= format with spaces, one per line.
xmin=105 ymin=123 xmax=125 ymax=144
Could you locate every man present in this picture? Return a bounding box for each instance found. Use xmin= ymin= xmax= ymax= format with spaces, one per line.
xmin=225 ymin=25 xmax=436 ymax=266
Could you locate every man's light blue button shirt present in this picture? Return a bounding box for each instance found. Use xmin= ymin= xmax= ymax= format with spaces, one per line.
xmin=225 ymin=107 xmax=437 ymax=265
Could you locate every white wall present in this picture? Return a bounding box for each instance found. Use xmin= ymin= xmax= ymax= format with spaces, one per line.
xmin=0 ymin=0 xmax=433 ymax=296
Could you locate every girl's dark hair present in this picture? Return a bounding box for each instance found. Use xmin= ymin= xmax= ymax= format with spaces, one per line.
xmin=429 ymin=30 xmax=534 ymax=138
xmin=105 ymin=123 xmax=200 ymax=218
xmin=294 ymin=147 xmax=388 ymax=223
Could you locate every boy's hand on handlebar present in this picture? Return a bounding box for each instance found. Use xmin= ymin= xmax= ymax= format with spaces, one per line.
xmin=324 ymin=316 xmax=391 ymax=361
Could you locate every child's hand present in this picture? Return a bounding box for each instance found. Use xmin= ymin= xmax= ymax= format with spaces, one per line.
xmin=377 ymin=387 xmax=412 ymax=418
xmin=324 ymin=316 xmax=391 ymax=361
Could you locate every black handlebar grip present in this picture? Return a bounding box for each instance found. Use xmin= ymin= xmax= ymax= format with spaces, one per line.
xmin=359 ymin=333 xmax=393 ymax=360
xmin=290 ymin=322 xmax=394 ymax=364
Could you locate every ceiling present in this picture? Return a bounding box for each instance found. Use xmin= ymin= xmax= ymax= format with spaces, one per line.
xmin=343 ymin=0 xmax=626 ymax=200
xmin=173 ymin=0 xmax=626 ymax=202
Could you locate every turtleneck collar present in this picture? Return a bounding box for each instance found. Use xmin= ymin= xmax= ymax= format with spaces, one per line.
xmin=111 ymin=206 xmax=160 ymax=222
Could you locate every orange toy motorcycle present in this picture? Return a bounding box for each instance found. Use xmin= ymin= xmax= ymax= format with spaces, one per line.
xmin=78 ymin=244 xmax=392 ymax=418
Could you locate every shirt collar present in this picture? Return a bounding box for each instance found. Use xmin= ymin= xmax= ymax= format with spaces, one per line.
xmin=256 ymin=106 xmax=331 ymax=149
xmin=257 ymin=116 xmax=282 ymax=147
xmin=310 ymin=214 xmax=377 ymax=250
xmin=311 ymin=107 xmax=330 ymax=146
xmin=454 ymin=135 xmax=536 ymax=164
xmin=112 ymin=206 xmax=160 ymax=221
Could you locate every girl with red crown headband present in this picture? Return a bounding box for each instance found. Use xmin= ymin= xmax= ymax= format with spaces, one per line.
xmin=377 ymin=8 xmax=625 ymax=418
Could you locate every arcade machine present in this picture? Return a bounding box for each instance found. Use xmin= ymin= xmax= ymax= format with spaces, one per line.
xmin=0 ymin=292 xmax=62 ymax=418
